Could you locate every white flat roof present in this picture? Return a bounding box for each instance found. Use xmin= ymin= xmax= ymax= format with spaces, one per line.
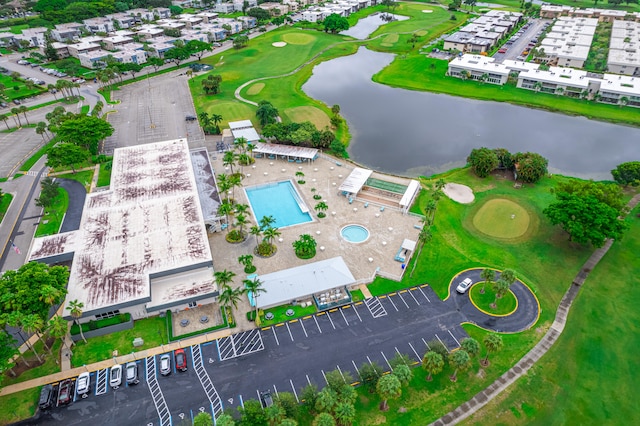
xmin=256 ymin=256 xmax=355 ymax=309
xmin=228 ymin=120 xmax=254 ymax=130
xmin=449 ymin=55 xmax=510 ymax=75
xmin=400 ymin=180 xmax=420 ymax=208
xmin=252 ymin=142 xmax=319 ymax=160
xmin=608 ymin=49 xmax=640 ymax=66
xmin=29 ymin=139 xmax=215 ymax=316
xmin=600 ymin=74 xmax=640 ymax=96
xmin=519 ymin=67 xmax=590 ymax=88
xmin=503 ymin=59 xmax=540 ymax=72
xmin=338 ymin=167 xmax=373 ymax=194
xmin=232 ymin=127 xmax=261 ymax=142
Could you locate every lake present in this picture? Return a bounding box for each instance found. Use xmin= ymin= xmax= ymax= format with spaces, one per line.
xmin=302 ymin=47 xmax=640 ymax=180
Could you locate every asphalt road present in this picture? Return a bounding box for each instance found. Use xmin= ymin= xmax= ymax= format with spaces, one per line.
xmin=33 ymin=279 xmax=539 ymax=425
xmin=57 ymin=179 xmax=86 ymax=233
xmin=492 ymin=18 xmax=550 ymax=62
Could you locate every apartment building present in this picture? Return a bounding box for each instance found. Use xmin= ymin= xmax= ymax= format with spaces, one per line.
xmin=443 ymin=10 xmax=522 ymax=54
xmin=539 ymin=17 xmax=597 ymax=68
xmin=446 ymin=55 xmax=510 ymax=85
xmin=607 ymin=20 xmax=640 ymax=76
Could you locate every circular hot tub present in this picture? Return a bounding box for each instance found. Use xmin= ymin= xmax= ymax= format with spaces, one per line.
xmin=341 ymin=224 xmax=370 ymax=243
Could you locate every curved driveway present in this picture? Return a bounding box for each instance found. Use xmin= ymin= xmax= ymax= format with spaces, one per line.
xmin=447 ymin=269 xmax=540 ymax=333
xmin=57 ymin=178 xmax=87 ymax=233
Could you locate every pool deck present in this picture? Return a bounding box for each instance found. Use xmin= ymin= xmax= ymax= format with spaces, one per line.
xmin=206 ymin=149 xmax=424 ymax=289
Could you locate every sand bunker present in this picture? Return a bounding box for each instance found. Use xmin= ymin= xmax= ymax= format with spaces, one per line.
xmin=443 ymin=183 xmax=475 ymax=204
xmin=272 ymin=42 xmax=287 ymax=47
xmin=422 ymin=10 xmax=433 ymax=13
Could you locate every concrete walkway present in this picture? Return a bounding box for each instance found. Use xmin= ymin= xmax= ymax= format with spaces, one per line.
xmin=430 ymin=193 xmax=640 ymax=425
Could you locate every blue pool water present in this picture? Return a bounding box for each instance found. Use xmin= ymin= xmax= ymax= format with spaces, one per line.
xmin=245 ymin=181 xmax=312 ymax=228
xmin=341 ymin=225 xmax=370 ymax=243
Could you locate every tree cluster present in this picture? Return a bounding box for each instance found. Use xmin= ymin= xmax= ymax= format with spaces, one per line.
xmin=33 ymin=0 xmax=172 ymax=25
xmin=255 ymin=100 xmax=279 ymax=126
xmin=56 ymin=114 xmax=114 ymax=155
xmin=543 ymin=180 xmax=629 ymax=247
xmin=233 ymin=35 xmax=249 ymax=50
xmin=46 ymin=143 xmax=91 ymax=173
xmin=323 ymin=13 xmax=349 ymax=33
xmin=611 ymin=161 xmax=640 ymax=187
xmin=467 ymin=147 xmax=548 ymax=183
xmin=262 ymin=121 xmax=336 ymax=149
xmin=201 ymin=74 xmax=223 ymax=95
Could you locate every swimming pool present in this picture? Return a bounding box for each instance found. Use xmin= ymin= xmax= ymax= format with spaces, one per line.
xmin=341 ymin=224 xmax=370 ymax=243
xmin=245 ymin=180 xmax=312 ymax=228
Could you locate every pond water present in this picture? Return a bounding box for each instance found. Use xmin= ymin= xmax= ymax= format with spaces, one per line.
xmin=340 ymin=13 xmax=409 ymax=40
xmin=303 ymin=47 xmax=640 ymax=180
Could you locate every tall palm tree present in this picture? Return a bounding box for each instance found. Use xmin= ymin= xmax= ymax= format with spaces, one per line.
xmin=482 ymin=334 xmax=503 ymax=366
xmin=217 ymin=173 xmax=232 ymax=201
xmin=263 ymin=227 xmax=281 ymax=245
xmin=223 ymin=150 xmax=237 ymax=174
xmin=47 ymin=316 xmax=69 ymax=356
xmin=229 ymin=173 xmax=242 ymax=201
xmin=11 ymin=107 xmax=22 ymax=127
xmin=198 ymin=111 xmax=211 ymax=128
xmin=422 ymin=351 xmax=444 ymax=381
xmin=449 ymin=349 xmax=470 ymax=382
xmin=410 ymin=226 xmax=432 ymax=278
xmin=250 ymin=225 xmax=262 ymax=246
xmin=19 ymin=105 xmax=29 ymax=125
xmin=22 ymin=314 xmax=49 ymax=353
xmin=260 ymin=215 xmax=276 ymax=230
xmin=36 ymin=122 xmax=48 ymax=141
xmin=47 ymin=84 xmax=57 ymax=99
xmin=376 ymin=374 xmax=402 ymax=411
xmin=234 ymin=212 xmax=249 ymax=236
xmin=211 ymin=113 xmax=222 ymax=128
xmin=67 ymin=299 xmax=87 ymax=343
xmin=243 ymin=277 xmax=265 ymax=322
xmin=0 ymin=113 xmax=10 ymax=130
xmin=217 ymin=201 xmax=233 ymax=232
xmin=214 ymin=269 xmax=236 ymax=290
xmin=480 ymin=268 xmax=495 ymax=294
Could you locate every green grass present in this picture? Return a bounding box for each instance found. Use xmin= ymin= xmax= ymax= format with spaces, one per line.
xmin=0 ymin=74 xmax=45 ymax=100
xmin=471 ymin=197 xmax=531 ymax=240
xmin=34 ymin=187 xmax=69 ymax=237
xmin=79 ymin=105 xmax=90 ymax=115
xmin=373 ymin=57 xmax=640 ymax=127
xmin=463 ymin=204 xmax=640 ymax=425
xmin=56 ymin=170 xmax=94 ymax=192
xmin=1 ymin=340 xmax=62 ymax=388
xmin=18 ymin=139 xmax=57 ymax=173
xmin=350 ymin=289 xmax=365 ymax=302
xmin=258 ymin=303 xmax=318 ymax=327
xmin=0 ymin=387 xmax=40 ymax=425
xmin=71 ymin=316 xmax=168 ymax=367
xmin=96 ymin=161 xmax=112 ymax=187
xmin=469 ymin=285 xmax=517 ymax=316
xmin=0 ymin=193 xmax=13 ymax=223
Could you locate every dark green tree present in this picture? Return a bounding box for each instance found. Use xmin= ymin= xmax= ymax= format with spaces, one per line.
xmin=46 ymin=143 xmax=90 ymax=173
xmin=233 ymin=35 xmax=249 ymax=49
xmin=164 ymin=43 xmax=190 ymax=67
xmin=513 ymin=151 xmax=548 ymax=183
xmin=35 ymin=177 xmax=60 ymax=209
xmin=256 ymin=100 xmax=279 ymax=126
xmin=247 ymin=7 xmax=271 ymax=22
xmin=467 ymin=147 xmax=499 ymax=178
xmin=55 ymin=115 xmax=114 ymax=155
xmin=611 ymin=161 xmax=640 ymax=187
xmin=186 ymin=40 xmax=212 ymax=61
xmin=323 ymin=14 xmax=349 ymax=33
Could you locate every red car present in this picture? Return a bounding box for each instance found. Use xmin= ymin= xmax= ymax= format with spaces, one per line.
xmin=174 ymin=349 xmax=188 ymax=372
xmin=498 ymin=48 xmax=507 ymax=54
xmin=57 ymin=379 xmax=73 ymax=406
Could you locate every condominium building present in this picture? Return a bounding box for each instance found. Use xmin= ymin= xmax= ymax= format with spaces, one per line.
xmin=446 ymin=55 xmax=510 ymax=85
xmin=443 ymin=10 xmax=522 ymax=54
xmin=539 ymin=17 xmax=597 ymax=68
xmin=607 ymin=20 xmax=640 ymax=76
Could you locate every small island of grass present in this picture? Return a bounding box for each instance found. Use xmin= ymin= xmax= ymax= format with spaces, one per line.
xmin=469 ymin=283 xmax=517 ymax=316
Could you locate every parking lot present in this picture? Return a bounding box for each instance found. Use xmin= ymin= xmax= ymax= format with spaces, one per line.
xmin=36 ymin=285 xmax=470 ymax=425
xmin=492 ymin=19 xmax=551 ymax=62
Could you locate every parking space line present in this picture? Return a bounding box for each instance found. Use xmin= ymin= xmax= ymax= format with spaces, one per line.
xmin=339 ymin=308 xmax=349 ymax=326
xmin=321 ymin=369 xmax=328 ymax=385
xmin=312 ymin=315 xmax=322 ymax=333
xmin=407 ymin=288 xmax=421 ymax=305
xmin=95 ymin=368 xmax=108 ymax=396
xmin=326 ymin=311 xmax=336 ymax=329
xmin=285 ymin=322 xmax=294 ymax=342
xmin=216 ymin=340 xmax=222 ymax=361
xmin=337 ymin=365 xmax=346 ymax=382
xmin=299 ymin=318 xmax=308 ymax=337
xmin=416 ymin=286 xmax=431 ymax=302
xmin=306 ymin=374 xmax=312 ymax=386
xmin=385 ymin=294 xmax=399 ymax=311
xmin=435 ymin=334 xmax=446 ymax=350
xmin=364 ymin=297 xmax=387 ymax=318
xmin=448 ymin=329 xmax=461 ymax=347
xmin=351 ymin=303 xmax=363 ymax=322
xmin=273 ymin=384 xmax=279 ymax=399
xmin=396 ymin=292 xmax=410 ymax=309
xmin=290 ymin=379 xmax=299 ymax=403
xmin=145 ymin=356 xmax=171 ymax=426
xmin=271 ymin=326 xmax=280 ymax=346
xmin=366 ymin=355 xmax=374 ymax=366
xmin=381 ymin=351 xmax=392 ymax=370
xmin=421 ymin=337 xmax=430 ymax=350
xmin=352 ymin=360 xmax=360 ymax=379
xmin=408 ymin=342 xmax=421 ymax=361
xmin=191 ymin=344 xmax=223 ymax=417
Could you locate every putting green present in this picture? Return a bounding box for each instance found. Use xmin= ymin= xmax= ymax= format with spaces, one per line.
xmin=415 ymin=30 xmax=428 ymax=36
xmin=472 ymin=198 xmax=530 ymax=239
xmin=382 ymin=34 xmax=399 ymax=44
xmin=281 ymin=33 xmax=315 ymax=45
xmin=282 ymin=106 xmax=330 ymax=130
xmin=246 ymin=83 xmax=265 ymax=96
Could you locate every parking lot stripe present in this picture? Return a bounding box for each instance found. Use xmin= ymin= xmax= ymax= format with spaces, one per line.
xmin=271 ymin=326 xmax=280 ymax=345
xmin=285 ymin=322 xmax=294 ymax=342
xmin=366 ymin=355 xmax=374 ymax=366
xmin=192 ymin=345 xmax=223 ymax=416
xmin=312 ymin=315 xmax=322 ymax=333
xmin=303 ymin=315 xmax=312 ymax=320
xmin=299 ymin=318 xmax=308 ymax=337
xmin=396 ymin=292 xmax=410 ymax=309
xmin=145 ymin=356 xmax=171 ymax=426
xmin=290 ymin=379 xmax=299 ymax=402
xmin=321 ymin=369 xmax=328 ymax=385
xmin=435 ymin=334 xmax=446 ymax=349
xmin=95 ymin=368 xmax=108 ymax=396
xmin=416 ymin=286 xmax=431 ymax=303
xmin=273 ymin=384 xmax=279 ymax=399
xmin=355 ymin=301 xmax=363 ymax=306
xmin=352 ymin=360 xmax=360 ymax=378
xmin=351 ymin=303 xmax=363 ymax=322
xmin=385 ymin=294 xmax=399 ymax=311
xmin=326 ymin=311 xmax=336 ymax=329
xmin=408 ymin=342 xmax=421 ymax=361
xmin=306 ymin=374 xmax=312 ymax=386
xmin=339 ymin=308 xmax=349 ymax=326
xmin=216 ymin=340 xmax=222 ymax=361
xmin=239 ymin=394 xmax=244 ymax=408
xmin=381 ymin=351 xmax=392 ymax=370
xmin=407 ymin=288 xmax=421 ymax=305
xmin=422 ymin=337 xmax=431 ymax=350
xmin=447 ymin=329 xmax=461 ymax=347
xmin=337 ymin=365 xmax=346 ymax=382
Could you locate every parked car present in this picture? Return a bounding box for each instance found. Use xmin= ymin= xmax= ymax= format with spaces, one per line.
xmin=260 ymin=390 xmax=274 ymax=408
xmin=12 ymin=99 xmax=20 ymax=105
xmin=76 ymin=372 xmax=91 ymax=398
xmin=185 ymin=115 xmax=197 ymax=121
xmin=498 ymin=48 xmax=507 ymax=54
xmin=174 ymin=349 xmax=187 ymax=372
xmin=57 ymin=379 xmax=73 ymax=405
xmin=456 ymin=277 xmax=473 ymax=294
xmin=110 ymin=364 xmax=123 ymax=389
xmin=126 ymin=362 xmax=140 ymax=385
xmin=38 ymin=384 xmax=55 ymax=410
xmin=160 ymin=354 xmax=171 ymax=376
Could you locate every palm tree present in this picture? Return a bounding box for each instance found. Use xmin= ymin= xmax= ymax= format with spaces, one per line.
xmin=198 ymin=111 xmax=211 ymax=129
xmin=376 ymin=374 xmax=401 ymax=411
xmin=20 ymin=314 xmax=46 ymax=361
xmin=36 ymin=121 xmax=48 ymax=141
xmin=334 ymin=402 xmax=355 ymax=425
xmin=223 ymin=150 xmax=237 ymax=174
xmin=234 ymin=136 xmax=247 ymax=154
xmin=312 ymin=412 xmax=336 ymax=426
xmin=260 ymin=215 xmax=276 ymax=230
xmin=218 ymin=285 xmax=244 ymax=322
xmin=11 ymin=107 xmax=22 ymax=127
xmin=461 ymin=337 xmax=480 ymax=359
xmin=243 ymin=277 xmax=265 ymax=321
xmin=492 ymin=278 xmax=511 ymax=308
xmin=217 ymin=173 xmax=232 ymax=201
xmin=19 ymin=105 xmax=29 ymax=125
xmin=211 ymin=113 xmax=223 ymax=129
xmin=392 ymin=364 xmax=413 ymax=386
xmin=39 ymin=285 xmax=62 ymax=307
xmin=480 ymin=268 xmax=495 ymax=294
xmin=449 ymin=349 xmax=470 ymax=381
xmin=47 ymin=84 xmax=57 ymax=99
xmin=482 ymin=333 xmax=503 ymax=366
xmin=67 ymin=299 xmax=87 ymax=343
xmin=293 ymin=233 xmax=317 ymax=258
xmin=47 ymin=316 xmax=69 ymax=356
xmin=422 ymin=351 xmax=444 ymax=381
xmin=296 ymin=171 xmax=305 ymax=183
xmin=238 ymin=254 xmax=256 ymax=274
xmin=0 ymin=113 xmax=9 ymax=130
xmin=218 ymin=201 xmax=233 ymax=232
xmin=229 ymin=173 xmax=242 ymax=201
xmin=263 ymin=227 xmax=281 ymax=245
xmin=214 ymin=269 xmax=237 ymax=290
xmin=250 ymin=225 xmax=262 ymax=247
xmin=234 ymin=212 xmax=249 ymax=236
xmin=314 ymin=201 xmax=328 ymax=218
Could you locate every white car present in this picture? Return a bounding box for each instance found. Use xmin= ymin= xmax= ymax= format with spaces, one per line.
xmin=456 ymin=278 xmax=473 ymax=294
xmin=110 ymin=364 xmax=122 ymax=389
xmin=160 ymin=354 xmax=171 ymax=376
xmin=76 ymin=372 xmax=91 ymax=398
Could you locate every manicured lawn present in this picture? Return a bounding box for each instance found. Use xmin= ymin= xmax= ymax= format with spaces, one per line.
xmin=96 ymin=161 xmax=112 ymax=187
xmin=373 ymin=56 xmax=640 ymax=127
xmin=468 ymin=284 xmax=517 ymax=316
xmin=1 ymin=340 xmax=62 ymax=388
xmin=463 ymin=204 xmax=640 ymax=425
xmin=0 ymin=74 xmax=45 ymax=100
xmin=0 ymin=193 xmax=13 ymax=223
xmin=34 ymin=187 xmax=69 ymax=237
xmin=56 ymin=170 xmax=94 ymax=192
xmin=350 ymin=289 xmax=365 ymax=302
xmin=0 ymin=387 xmax=40 ymax=425
xmin=71 ymin=316 xmax=168 ymax=367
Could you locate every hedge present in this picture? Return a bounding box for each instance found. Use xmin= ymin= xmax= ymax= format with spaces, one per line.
xmin=70 ymin=313 xmax=131 ymax=335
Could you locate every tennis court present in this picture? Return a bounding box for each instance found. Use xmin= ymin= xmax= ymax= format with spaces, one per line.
xmin=365 ymin=178 xmax=407 ymax=194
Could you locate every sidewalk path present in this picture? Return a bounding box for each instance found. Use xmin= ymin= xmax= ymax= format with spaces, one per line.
xmin=430 ymin=193 xmax=640 ymax=425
